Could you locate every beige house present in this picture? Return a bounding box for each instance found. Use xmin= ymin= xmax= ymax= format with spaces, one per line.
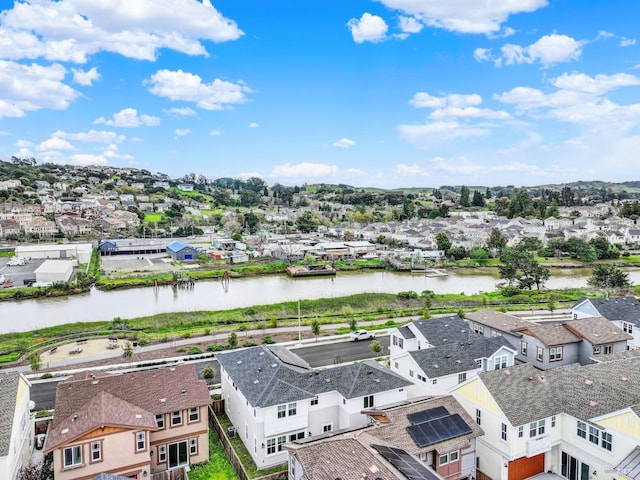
xmin=44 ymin=365 xmax=211 ymax=480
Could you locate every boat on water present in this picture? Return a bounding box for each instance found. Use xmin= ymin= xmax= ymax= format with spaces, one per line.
xmin=286 ymin=264 xmax=337 ymax=277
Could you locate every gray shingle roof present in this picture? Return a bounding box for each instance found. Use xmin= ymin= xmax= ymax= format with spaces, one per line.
xmin=0 ymin=372 xmax=21 ymax=457
xmin=217 ymin=346 xmax=412 ymax=408
xmin=412 ymin=315 xmax=471 ymax=346
xmin=522 ymin=322 xmax=581 ymax=346
xmin=563 ymin=316 xmax=631 ymax=345
xmin=478 ymin=355 xmax=640 ymax=427
xmin=578 ymin=296 xmax=640 ymax=324
xmin=410 ymin=336 xmax=514 ymax=378
xmin=397 ymin=325 xmax=415 ymax=339
xmin=465 ymin=309 xmax=535 ymax=336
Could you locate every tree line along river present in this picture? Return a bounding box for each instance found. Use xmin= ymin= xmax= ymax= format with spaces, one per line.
xmin=3 ymin=268 xmax=640 ymax=334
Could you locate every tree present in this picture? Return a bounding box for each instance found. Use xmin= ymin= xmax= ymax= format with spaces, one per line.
xmin=519 ymin=236 xmax=543 ymax=253
xmin=18 ymin=461 xmax=48 ymax=480
xmin=435 ymin=232 xmax=452 ymax=253
xmin=471 ymin=190 xmax=485 ymax=207
xmin=499 ymin=246 xmax=550 ymax=290
xmin=348 ymin=318 xmax=358 ymax=332
xmin=201 ymin=365 xmax=217 ymax=381
xmin=311 ymin=318 xmax=321 ymax=342
xmin=459 ymin=186 xmax=470 ymax=207
xmin=370 ymin=340 xmax=382 ymax=355
xmin=122 ymin=342 xmax=133 ymax=362
xmin=588 ymin=264 xmax=631 ymax=289
xmin=29 ymin=353 xmax=41 ymax=373
xmin=228 ymin=332 xmax=238 ymax=349
xmin=470 ymin=248 xmax=488 ymax=260
xmin=487 ymin=228 xmax=507 ymax=253
xmin=296 ymin=211 xmax=317 ymax=233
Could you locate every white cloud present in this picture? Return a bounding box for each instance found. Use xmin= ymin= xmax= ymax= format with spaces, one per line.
xmin=432 ymin=156 xmax=486 ymax=174
xmin=551 ymin=72 xmax=640 ymax=95
xmin=103 ymin=144 xmax=133 ymax=160
xmin=71 ymin=67 xmax=100 ymax=86
xmin=163 ymin=107 xmax=197 ymax=118
xmin=410 ymin=92 xmax=482 ymax=109
xmin=428 ymin=106 xmax=511 ymax=120
xmin=375 ymin=0 xmax=548 ymax=35
xmin=332 ymin=137 xmax=356 ymax=148
xmin=596 ymin=30 xmax=615 ymax=39
xmin=66 ymin=153 xmax=108 ymax=166
xmin=0 ymin=0 xmax=243 ymax=63
xmin=396 ymin=163 xmax=429 ymax=176
xmin=474 ymin=48 xmax=493 ymax=62
xmin=94 ymin=108 xmax=160 ymax=127
xmin=621 ymin=37 xmax=637 ymax=47
xmin=145 ymin=69 xmax=251 ymax=110
xmin=271 ymin=162 xmax=338 ymax=177
xmin=52 ymin=129 xmax=125 ymax=143
xmin=499 ymin=34 xmax=584 ymax=67
xmin=249 ymin=122 xmax=259 ymax=128
xmin=398 ymin=121 xmax=490 ymax=146
xmin=36 ymin=137 xmax=74 ymax=151
xmin=0 ymin=61 xmax=78 ymax=118
xmin=13 ymin=147 xmax=34 ymax=158
xmin=347 ymin=13 xmax=388 ymax=43
xmin=175 ymin=128 xmax=191 ymax=137
xmin=398 ymin=16 xmax=423 ymax=34
xmin=16 ymin=139 xmax=33 ymax=148
xmin=209 ymin=129 xmax=222 ymax=136
xmin=346 ymin=168 xmax=367 ymax=176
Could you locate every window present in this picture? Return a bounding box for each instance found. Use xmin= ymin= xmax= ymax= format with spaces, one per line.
xmin=277 ymin=405 xmax=286 ymax=418
xmin=136 ymin=431 xmax=146 ymax=451
xmin=550 ymin=346 xmax=563 ymax=361
xmin=439 ymin=454 xmax=449 ymax=466
xmin=588 ymin=426 xmax=599 ymax=445
xmin=189 ymin=438 xmax=197 ymax=455
xmin=603 ymin=344 xmax=613 ymax=354
xmin=538 ymin=419 xmax=546 ymax=435
xmin=521 ymin=341 xmax=528 ymax=355
xmin=551 ymin=415 xmax=556 ymax=428
xmin=64 ymin=445 xmax=82 ymax=468
xmin=288 ymin=402 xmax=297 ymax=416
xmin=394 ymin=361 xmax=399 ymax=369
xmin=90 ymin=441 xmax=101 ymax=462
xmin=449 ymin=451 xmax=459 ymax=462
xmin=501 ymin=423 xmax=507 ymax=441
xmin=409 ymin=369 xmax=414 ymax=378
xmin=577 ymin=421 xmax=587 ymax=439
xmin=364 ymin=395 xmax=374 ymax=408
xmin=323 ymin=424 xmax=333 ymax=433
xmin=601 ymin=432 xmax=612 ymax=451
xmin=171 ymin=410 xmax=182 ymax=426
xmin=158 ymin=445 xmax=167 ymax=463
xmin=473 ymin=323 xmax=484 ymax=335
xmin=289 ymin=432 xmax=305 ymax=442
xmin=518 ymin=426 xmax=524 ymax=438
xmin=593 ymin=346 xmax=601 ymax=354
xmin=623 ymin=322 xmax=633 ymax=334
xmin=491 ymin=329 xmax=502 ymax=337
xmin=536 ymin=347 xmax=544 ymax=362
xmin=458 ymin=372 xmax=467 ymax=384
xmin=417 ymin=374 xmax=426 ymax=382
xmin=530 ymin=422 xmax=537 ymax=438
xmin=398 ymin=337 xmax=404 ymax=348
xmin=155 ymin=413 xmax=165 ymax=429
xmin=392 ymin=335 xmax=398 ymax=346
xmin=494 ymin=355 xmax=508 ymax=370
xmin=266 ymin=438 xmax=276 ymax=455
xmin=475 ymin=359 xmax=483 ymax=368
xmin=431 ymin=378 xmax=437 ymax=385
xmin=310 ymin=397 xmax=318 ymax=406
xmin=189 ymin=407 xmax=199 ymax=422
xmin=475 ymin=409 xmax=481 ymax=426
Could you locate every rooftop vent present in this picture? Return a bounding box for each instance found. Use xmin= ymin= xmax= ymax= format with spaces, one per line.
xmin=135 ymin=414 xmax=142 ymax=419
xmin=170 ymin=367 xmax=176 ymax=371
xmin=528 ymin=376 xmax=534 ymax=381
xmin=374 ymin=379 xmax=380 ymax=383
xmin=456 ymin=359 xmax=462 ymax=364
xmin=433 ymin=364 xmax=439 ymax=368
xmin=237 ymin=360 xmax=242 ymax=364
xmin=325 ymin=378 xmax=331 ymax=383
xmin=61 ymin=428 xmax=69 ymax=434
xmin=504 ymin=369 xmax=511 ymax=375
xmin=181 ymin=389 xmax=186 ymax=394
xmin=92 ymin=380 xmax=99 ymax=385
xmin=584 ymin=379 xmax=593 ymax=386
xmin=253 ymin=380 xmax=259 ymax=384
xmin=621 ymin=376 xmax=629 ymax=382
xmin=259 ymin=352 xmax=265 ymax=355
xmin=271 ymin=363 xmax=277 ymax=368
xmin=588 ymin=400 xmax=598 ymax=408
xmin=160 ymin=398 xmax=167 ymax=403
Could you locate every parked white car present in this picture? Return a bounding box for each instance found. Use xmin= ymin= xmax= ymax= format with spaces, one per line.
xmin=349 ymin=329 xmax=375 ymax=341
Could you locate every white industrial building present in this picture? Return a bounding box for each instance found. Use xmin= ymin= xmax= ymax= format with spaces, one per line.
xmin=15 ymin=243 xmax=93 ymax=264
xmin=34 ymin=260 xmax=75 ymax=285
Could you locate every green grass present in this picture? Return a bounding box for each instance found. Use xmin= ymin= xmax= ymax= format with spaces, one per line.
xmin=187 ymin=430 xmax=239 ymax=480
xmin=143 ymin=213 xmax=162 ymax=223
xmin=0 ymin=250 xmax=15 ymax=257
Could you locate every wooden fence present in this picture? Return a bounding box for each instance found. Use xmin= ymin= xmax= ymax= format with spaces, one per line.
xmin=152 ymin=468 xmax=187 ymax=480
xmin=208 ymin=405 xmax=288 ymax=480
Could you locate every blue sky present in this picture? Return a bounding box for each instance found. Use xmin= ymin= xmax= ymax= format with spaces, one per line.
xmin=1 ymin=0 xmax=639 ymax=189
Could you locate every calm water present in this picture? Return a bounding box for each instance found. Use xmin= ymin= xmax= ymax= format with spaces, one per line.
xmin=2 ymin=268 xmax=639 ymax=333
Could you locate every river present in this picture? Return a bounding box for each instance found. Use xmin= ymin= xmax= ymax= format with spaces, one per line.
xmin=2 ymin=268 xmax=640 ymax=334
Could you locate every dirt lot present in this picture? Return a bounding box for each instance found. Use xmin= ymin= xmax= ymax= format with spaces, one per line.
xmin=100 ymin=253 xmax=176 ymax=276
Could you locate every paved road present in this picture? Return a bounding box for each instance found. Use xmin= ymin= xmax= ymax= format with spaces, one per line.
xmin=30 ymin=335 xmax=389 ymax=411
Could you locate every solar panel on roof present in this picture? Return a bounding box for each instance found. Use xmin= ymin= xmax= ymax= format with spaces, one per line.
xmin=407 ymin=406 xmax=449 ymax=425
xmin=372 ymin=445 xmax=440 ymax=480
xmin=407 ymin=413 xmax=473 ymax=447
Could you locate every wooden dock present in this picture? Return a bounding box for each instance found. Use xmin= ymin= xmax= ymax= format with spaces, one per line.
xmin=286 ymin=264 xmax=337 ymax=277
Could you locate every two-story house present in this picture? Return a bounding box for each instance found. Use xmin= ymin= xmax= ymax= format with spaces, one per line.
xmin=453 ymin=353 xmax=640 ymax=480
xmin=217 ymin=345 xmax=412 ymax=470
xmin=0 ymin=372 xmax=34 ymax=480
xmin=572 ymin=296 xmax=640 ymax=349
xmin=466 ymin=309 xmax=630 ymax=368
xmin=388 ymin=315 xmax=516 ymax=397
xmin=286 ymin=396 xmax=482 ymax=480
xmin=44 ymin=365 xmax=211 ymax=480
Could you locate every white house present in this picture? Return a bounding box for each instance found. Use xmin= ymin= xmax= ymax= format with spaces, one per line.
xmin=453 ymin=353 xmax=640 ymax=480
xmin=388 ymin=315 xmax=516 ymax=397
xmin=217 ymin=345 xmax=412 ymax=470
xmin=0 ymin=372 xmax=34 ymax=480
xmin=572 ymin=296 xmax=640 ymax=349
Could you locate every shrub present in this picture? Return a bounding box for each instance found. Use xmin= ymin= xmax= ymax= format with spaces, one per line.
xmin=203 ymin=328 xmax=211 ymax=336
xmin=242 ymin=341 xmax=257 ymax=348
xmin=182 ymin=332 xmax=192 ymax=339
xmin=262 ymin=336 xmax=275 ymax=344
xmin=397 ymin=291 xmax=418 ymax=300
xmin=188 ymin=347 xmax=203 ymax=355
xmin=207 ymin=344 xmax=225 ymax=352
xmin=41 ymin=373 xmax=53 ymax=379
xmin=501 ymin=285 xmax=521 ymax=297
xmin=201 ymin=365 xmax=217 ymax=380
